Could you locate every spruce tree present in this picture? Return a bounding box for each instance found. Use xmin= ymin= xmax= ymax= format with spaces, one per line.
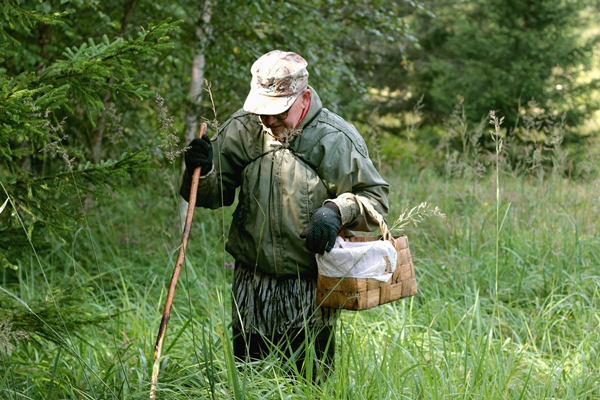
xmin=349 ymin=0 xmax=599 ymax=153
xmin=0 ymin=1 xmax=177 ymax=270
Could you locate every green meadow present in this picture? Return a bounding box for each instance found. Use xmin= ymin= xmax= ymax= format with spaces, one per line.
xmin=2 ymin=122 xmax=600 ymax=399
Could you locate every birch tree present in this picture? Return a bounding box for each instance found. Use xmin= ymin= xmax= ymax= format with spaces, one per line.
xmin=178 ymin=1 xmax=213 ymax=225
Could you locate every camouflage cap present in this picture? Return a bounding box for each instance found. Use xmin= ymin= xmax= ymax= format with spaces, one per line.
xmin=243 ymin=50 xmax=309 ymax=115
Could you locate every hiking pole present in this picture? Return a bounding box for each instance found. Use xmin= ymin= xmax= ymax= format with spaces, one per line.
xmin=150 ymin=122 xmax=207 ymax=399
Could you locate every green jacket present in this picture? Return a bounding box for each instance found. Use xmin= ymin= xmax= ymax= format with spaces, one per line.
xmin=181 ymin=87 xmax=389 ymax=277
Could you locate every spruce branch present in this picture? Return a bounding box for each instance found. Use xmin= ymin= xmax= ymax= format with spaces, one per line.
xmin=0 ymin=286 xmax=109 ymax=348
xmin=37 ymin=19 xmax=179 ymax=124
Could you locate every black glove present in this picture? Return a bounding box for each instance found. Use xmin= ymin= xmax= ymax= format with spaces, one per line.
xmin=184 ymin=135 xmax=213 ymax=177
xmin=301 ymin=202 xmax=342 ymax=254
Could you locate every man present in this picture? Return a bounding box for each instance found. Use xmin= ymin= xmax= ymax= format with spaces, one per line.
xmin=181 ymin=50 xmax=389 ymax=381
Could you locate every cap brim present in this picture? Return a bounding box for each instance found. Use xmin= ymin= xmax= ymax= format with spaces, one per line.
xmin=243 ymin=90 xmax=303 ymax=115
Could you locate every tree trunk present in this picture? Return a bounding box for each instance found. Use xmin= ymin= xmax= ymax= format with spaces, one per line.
xmin=179 ymin=1 xmax=213 ymax=228
xmin=91 ymin=91 xmax=111 ymax=164
xmin=91 ymin=0 xmax=137 ymax=164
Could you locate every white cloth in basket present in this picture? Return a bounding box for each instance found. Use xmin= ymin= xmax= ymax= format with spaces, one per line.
xmin=316 ymin=236 xmax=397 ymax=282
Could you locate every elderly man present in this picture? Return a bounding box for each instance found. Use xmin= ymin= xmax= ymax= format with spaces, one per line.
xmin=181 ymin=50 xmax=389 ymax=381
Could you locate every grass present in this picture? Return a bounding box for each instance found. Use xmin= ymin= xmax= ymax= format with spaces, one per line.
xmin=2 ymin=127 xmax=600 ymax=399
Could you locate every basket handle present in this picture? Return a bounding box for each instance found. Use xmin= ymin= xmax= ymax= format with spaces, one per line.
xmin=354 ymin=195 xmax=393 ymax=241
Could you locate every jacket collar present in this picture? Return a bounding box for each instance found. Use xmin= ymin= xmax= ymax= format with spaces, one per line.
xmin=296 ymin=86 xmax=322 ymax=130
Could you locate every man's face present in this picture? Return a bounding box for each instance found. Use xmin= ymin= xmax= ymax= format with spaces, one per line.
xmin=259 ymin=90 xmax=310 ymax=137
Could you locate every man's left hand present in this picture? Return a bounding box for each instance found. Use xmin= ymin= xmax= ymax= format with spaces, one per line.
xmin=301 ymin=202 xmax=342 ymax=254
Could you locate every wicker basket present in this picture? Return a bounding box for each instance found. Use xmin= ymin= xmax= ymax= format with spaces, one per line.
xmin=316 ymin=198 xmax=418 ymax=310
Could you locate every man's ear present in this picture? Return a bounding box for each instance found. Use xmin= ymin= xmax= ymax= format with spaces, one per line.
xmin=301 ymin=89 xmax=311 ymax=105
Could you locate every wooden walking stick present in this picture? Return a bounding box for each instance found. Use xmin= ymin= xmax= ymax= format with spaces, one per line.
xmin=150 ymin=122 xmax=207 ymax=399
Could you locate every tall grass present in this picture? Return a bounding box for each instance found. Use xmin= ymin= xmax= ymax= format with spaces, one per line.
xmin=2 ymin=112 xmax=600 ymax=399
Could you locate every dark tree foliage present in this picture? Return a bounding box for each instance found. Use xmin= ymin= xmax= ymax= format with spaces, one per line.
xmin=351 ymin=0 xmax=600 ymax=145
xmin=135 ymin=0 xmax=425 ymax=127
xmin=0 ymin=1 xmax=178 ymax=270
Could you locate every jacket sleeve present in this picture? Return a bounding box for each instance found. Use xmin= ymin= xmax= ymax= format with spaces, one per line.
xmin=180 ymin=115 xmax=256 ymax=209
xmin=317 ymin=127 xmax=390 ymax=232
xmin=180 ymin=164 xmax=235 ymax=209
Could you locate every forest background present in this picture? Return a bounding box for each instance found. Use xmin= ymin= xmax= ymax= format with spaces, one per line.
xmin=2 ymin=0 xmax=600 ymax=399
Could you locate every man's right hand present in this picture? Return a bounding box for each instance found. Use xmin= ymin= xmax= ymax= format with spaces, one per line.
xmin=185 ymin=135 xmax=213 ymax=176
